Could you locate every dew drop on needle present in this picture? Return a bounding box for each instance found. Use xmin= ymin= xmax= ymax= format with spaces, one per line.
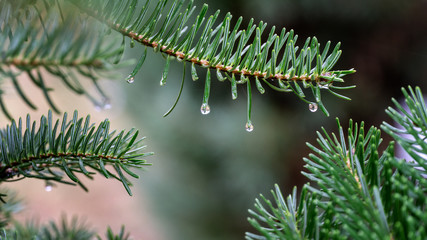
xmin=245 ymin=122 xmax=254 ymax=132
xmin=200 ymin=103 xmax=211 ymax=115
xmin=309 ymin=103 xmax=318 ymax=112
xmin=126 ymin=75 xmax=135 ymax=84
xmin=45 ymin=182 xmax=53 ymax=192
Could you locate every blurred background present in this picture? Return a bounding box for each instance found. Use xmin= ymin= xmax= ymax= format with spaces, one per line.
xmin=3 ymin=0 xmax=427 ymax=239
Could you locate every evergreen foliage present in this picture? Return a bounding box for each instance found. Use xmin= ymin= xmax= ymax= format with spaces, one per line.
xmin=247 ymin=86 xmax=427 ymax=239
xmin=0 ymin=0 xmax=424 ymax=239
xmin=71 ymin=0 xmax=355 ymax=121
xmin=0 ymin=110 xmax=151 ymax=195
xmin=0 ymin=0 xmax=127 ymax=118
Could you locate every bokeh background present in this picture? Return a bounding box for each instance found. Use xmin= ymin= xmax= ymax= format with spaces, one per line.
xmin=3 ymin=0 xmax=427 ymax=239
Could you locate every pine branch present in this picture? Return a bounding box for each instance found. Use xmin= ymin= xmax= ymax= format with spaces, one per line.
xmin=0 ymin=1 xmax=130 ymax=119
xmin=71 ymin=0 xmax=355 ymax=129
xmin=0 ymin=110 xmax=152 ymax=196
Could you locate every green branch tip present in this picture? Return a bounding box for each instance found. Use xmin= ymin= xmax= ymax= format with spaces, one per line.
xmin=71 ymin=0 xmax=356 ymax=125
xmin=0 ymin=110 xmax=151 ymax=195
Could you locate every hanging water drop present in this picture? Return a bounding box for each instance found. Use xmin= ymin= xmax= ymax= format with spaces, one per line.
xmin=309 ymin=103 xmax=318 ymax=112
xmin=130 ymin=39 xmax=135 ymax=48
xmin=94 ymin=103 xmax=102 ymax=112
xmin=45 ymin=182 xmax=53 ymax=192
xmin=102 ymin=98 xmax=112 ymax=110
xmin=318 ymin=81 xmax=330 ymax=89
xmin=245 ymin=121 xmax=254 ymax=132
xmin=200 ymin=103 xmax=211 ymax=115
xmin=126 ymin=75 xmax=135 ymax=83
xmin=160 ymin=78 xmax=166 ymax=86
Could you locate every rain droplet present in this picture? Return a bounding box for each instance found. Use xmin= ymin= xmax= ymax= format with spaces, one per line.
xmin=126 ymin=75 xmax=135 ymax=84
xmin=200 ymin=103 xmax=211 ymax=115
xmin=318 ymin=82 xmax=330 ymax=89
xmin=309 ymin=103 xmax=318 ymax=112
xmin=45 ymin=182 xmax=53 ymax=192
xmin=102 ymin=98 xmax=112 ymax=110
xmin=245 ymin=122 xmax=254 ymax=132
xmin=94 ymin=104 xmax=102 ymax=112
xmin=160 ymin=78 xmax=166 ymax=86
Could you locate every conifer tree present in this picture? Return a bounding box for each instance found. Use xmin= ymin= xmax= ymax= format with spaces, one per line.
xmin=0 ymin=0 xmax=425 ymax=239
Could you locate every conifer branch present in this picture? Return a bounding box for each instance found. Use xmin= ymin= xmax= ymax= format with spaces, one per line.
xmin=0 ymin=110 xmax=152 ymax=195
xmin=248 ymin=86 xmax=427 ymax=239
xmin=71 ymin=0 xmax=355 ymax=122
xmin=0 ymin=1 xmax=129 ymax=118
xmin=1 ymin=215 xmax=132 ymax=240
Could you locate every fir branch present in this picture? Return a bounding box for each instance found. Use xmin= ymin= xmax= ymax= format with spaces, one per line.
xmin=0 ymin=2 xmax=129 ymax=118
xmin=98 ymin=226 xmax=132 ymax=240
xmin=246 ymin=185 xmax=320 ymax=240
xmin=71 ymin=0 xmax=355 ymax=123
xmin=302 ymin=119 xmax=391 ymax=239
xmin=1 ymin=216 xmax=132 ymax=240
xmin=249 ymin=90 xmax=427 ymax=239
xmin=382 ymin=86 xmax=427 ymax=174
xmin=248 ymin=119 xmax=395 ymax=239
xmin=0 ymin=110 xmax=152 ymax=196
xmin=380 ymin=86 xmax=427 ymax=239
xmin=3 ymin=215 xmax=96 ymax=240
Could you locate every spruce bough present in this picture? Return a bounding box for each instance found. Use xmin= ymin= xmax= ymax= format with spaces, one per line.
xmin=0 ymin=0 xmax=424 ymax=239
xmin=247 ymin=86 xmax=427 ymax=239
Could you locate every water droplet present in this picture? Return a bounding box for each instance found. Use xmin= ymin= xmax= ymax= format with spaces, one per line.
xmin=318 ymin=82 xmax=330 ymax=89
xmin=45 ymin=182 xmax=53 ymax=192
xmin=245 ymin=122 xmax=254 ymax=132
xmin=200 ymin=103 xmax=211 ymax=115
xmin=102 ymin=98 xmax=112 ymax=109
xmin=126 ymin=75 xmax=135 ymax=84
xmin=309 ymin=103 xmax=318 ymax=112
xmin=160 ymin=78 xmax=166 ymax=86
xmin=94 ymin=104 xmax=102 ymax=112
